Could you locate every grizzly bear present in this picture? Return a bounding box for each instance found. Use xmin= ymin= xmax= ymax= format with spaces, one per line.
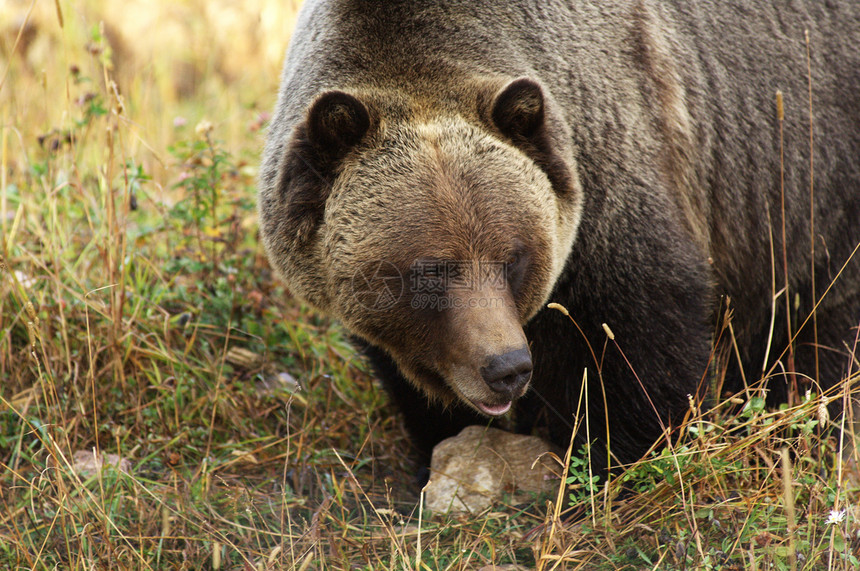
xmin=259 ymin=0 xmax=860 ymax=468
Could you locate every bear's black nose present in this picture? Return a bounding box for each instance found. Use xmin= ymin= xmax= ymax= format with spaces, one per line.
xmin=481 ymin=347 xmax=533 ymax=395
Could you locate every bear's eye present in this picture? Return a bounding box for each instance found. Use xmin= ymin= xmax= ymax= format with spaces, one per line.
xmin=506 ymin=243 xmax=529 ymax=295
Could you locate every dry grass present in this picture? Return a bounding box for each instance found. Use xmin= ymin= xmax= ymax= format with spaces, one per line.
xmin=1 ymin=2 xmax=858 ymax=569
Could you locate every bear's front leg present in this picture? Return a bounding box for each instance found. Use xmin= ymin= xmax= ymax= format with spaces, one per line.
xmin=358 ymin=342 xmax=491 ymax=462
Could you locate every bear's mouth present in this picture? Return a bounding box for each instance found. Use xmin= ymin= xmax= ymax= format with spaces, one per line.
xmin=473 ymin=400 xmax=513 ymax=416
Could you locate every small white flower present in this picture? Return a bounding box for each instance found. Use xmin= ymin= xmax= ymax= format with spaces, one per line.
xmin=825 ymin=509 xmax=846 ymax=525
xmin=195 ymin=119 xmax=214 ymax=138
xmin=818 ymin=401 xmax=829 ymax=428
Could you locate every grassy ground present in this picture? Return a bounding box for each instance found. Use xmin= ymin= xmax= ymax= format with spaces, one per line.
xmin=1 ymin=2 xmax=859 ymax=569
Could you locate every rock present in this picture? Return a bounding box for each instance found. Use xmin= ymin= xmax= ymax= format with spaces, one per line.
xmin=423 ymin=426 xmax=561 ymax=515
xmin=70 ymin=450 xmax=132 ymax=478
xmin=255 ymin=371 xmax=303 ymax=401
xmin=225 ymin=346 xmax=264 ymax=368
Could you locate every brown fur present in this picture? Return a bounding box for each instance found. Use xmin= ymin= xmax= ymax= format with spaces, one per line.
xmin=259 ymin=0 xmax=860 ymax=465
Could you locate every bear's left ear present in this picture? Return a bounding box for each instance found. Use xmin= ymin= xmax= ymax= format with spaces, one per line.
xmin=491 ymin=77 xmax=545 ymax=140
xmin=485 ymin=78 xmax=576 ymax=197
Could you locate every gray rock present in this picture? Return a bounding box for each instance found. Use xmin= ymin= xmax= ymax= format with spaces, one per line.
xmin=424 ymin=426 xmax=561 ymax=515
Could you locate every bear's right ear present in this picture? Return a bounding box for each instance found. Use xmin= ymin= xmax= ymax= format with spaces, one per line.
xmin=277 ymin=91 xmax=371 ymax=243
xmin=306 ymin=90 xmax=371 ymax=157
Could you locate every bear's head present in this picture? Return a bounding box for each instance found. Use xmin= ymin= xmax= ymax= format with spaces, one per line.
xmin=260 ymin=77 xmax=582 ymax=415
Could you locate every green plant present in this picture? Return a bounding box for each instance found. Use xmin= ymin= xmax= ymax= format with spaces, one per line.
xmin=567 ymin=444 xmax=601 ymax=505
